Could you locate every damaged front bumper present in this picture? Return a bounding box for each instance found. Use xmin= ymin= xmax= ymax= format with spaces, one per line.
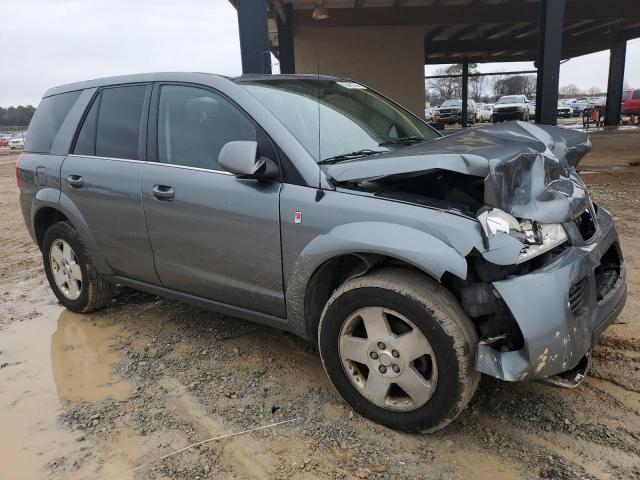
xmin=475 ymin=206 xmax=627 ymax=381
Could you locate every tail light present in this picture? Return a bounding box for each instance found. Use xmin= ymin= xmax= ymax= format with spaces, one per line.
xmin=15 ymin=153 xmax=23 ymax=188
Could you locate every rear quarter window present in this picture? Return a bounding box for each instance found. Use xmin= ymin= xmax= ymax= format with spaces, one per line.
xmin=24 ymin=91 xmax=81 ymax=154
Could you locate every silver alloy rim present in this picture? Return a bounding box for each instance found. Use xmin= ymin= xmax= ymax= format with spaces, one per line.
xmin=49 ymin=239 xmax=82 ymax=301
xmin=339 ymin=307 xmax=438 ymax=412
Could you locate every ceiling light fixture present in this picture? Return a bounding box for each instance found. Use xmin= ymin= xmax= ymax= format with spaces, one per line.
xmin=312 ymin=1 xmax=330 ymax=20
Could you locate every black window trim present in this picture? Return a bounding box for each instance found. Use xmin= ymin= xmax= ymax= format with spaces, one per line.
xmin=70 ymin=82 xmax=152 ymax=161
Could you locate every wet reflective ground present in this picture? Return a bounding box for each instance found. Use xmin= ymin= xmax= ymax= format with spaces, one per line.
xmin=0 ymin=303 xmax=138 ymax=479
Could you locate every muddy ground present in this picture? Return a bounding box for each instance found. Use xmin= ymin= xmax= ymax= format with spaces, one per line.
xmin=1 ymin=129 xmax=639 ymax=480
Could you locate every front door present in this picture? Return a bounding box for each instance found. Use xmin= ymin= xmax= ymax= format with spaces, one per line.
xmin=141 ymin=84 xmax=284 ymax=317
xmin=61 ymin=84 xmax=159 ymax=284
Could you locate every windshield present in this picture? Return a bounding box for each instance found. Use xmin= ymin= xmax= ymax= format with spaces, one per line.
xmin=497 ymin=96 xmax=522 ymax=104
xmin=441 ymin=99 xmax=461 ymax=107
xmin=241 ymin=79 xmax=437 ymax=162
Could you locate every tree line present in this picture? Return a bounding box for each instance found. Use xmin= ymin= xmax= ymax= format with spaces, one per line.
xmin=0 ymin=106 xmax=36 ymax=127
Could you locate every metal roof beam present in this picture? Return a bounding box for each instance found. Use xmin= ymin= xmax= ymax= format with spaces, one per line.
xmin=425 ymin=26 xmax=640 ymax=55
xmin=292 ymin=0 xmax=640 ymax=27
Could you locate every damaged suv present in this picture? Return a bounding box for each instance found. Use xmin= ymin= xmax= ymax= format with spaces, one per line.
xmin=18 ymin=74 xmax=626 ymax=432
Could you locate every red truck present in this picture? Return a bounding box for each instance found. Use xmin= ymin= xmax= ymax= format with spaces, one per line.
xmin=622 ymin=88 xmax=639 ymax=115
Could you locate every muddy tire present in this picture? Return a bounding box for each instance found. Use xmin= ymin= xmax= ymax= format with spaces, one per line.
xmin=43 ymin=221 xmax=116 ymax=313
xmin=318 ymin=269 xmax=479 ymax=432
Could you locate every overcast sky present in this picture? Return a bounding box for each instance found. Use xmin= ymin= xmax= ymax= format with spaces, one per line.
xmin=0 ymin=0 xmax=638 ymax=107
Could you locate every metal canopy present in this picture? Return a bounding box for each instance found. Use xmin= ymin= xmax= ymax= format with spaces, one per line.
xmin=260 ymin=0 xmax=640 ymax=64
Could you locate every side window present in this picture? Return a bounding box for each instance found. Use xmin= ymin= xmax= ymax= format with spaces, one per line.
xmin=97 ymin=85 xmax=147 ymax=159
xmin=73 ymin=92 xmax=100 ymax=156
xmin=157 ymin=85 xmax=256 ymax=170
xmin=633 ymin=90 xmax=640 ymax=100
xmin=25 ymin=90 xmax=81 ymax=154
xmin=73 ymin=85 xmax=147 ymax=159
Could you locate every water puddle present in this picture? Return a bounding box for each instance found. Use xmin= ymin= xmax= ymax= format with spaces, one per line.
xmin=0 ymin=303 xmax=136 ymax=479
xmin=51 ymin=310 xmax=131 ymax=402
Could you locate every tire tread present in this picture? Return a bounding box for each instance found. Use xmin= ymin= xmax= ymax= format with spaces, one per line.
xmin=319 ymin=268 xmax=480 ymax=432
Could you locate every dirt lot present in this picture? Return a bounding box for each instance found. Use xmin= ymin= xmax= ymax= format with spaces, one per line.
xmin=1 ymin=129 xmax=639 ymax=480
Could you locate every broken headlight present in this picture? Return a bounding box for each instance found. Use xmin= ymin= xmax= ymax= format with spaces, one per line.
xmin=477 ymin=208 xmax=568 ymax=264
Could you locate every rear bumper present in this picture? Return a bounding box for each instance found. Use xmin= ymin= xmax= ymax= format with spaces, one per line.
xmin=475 ymin=207 xmax=627 ymax=381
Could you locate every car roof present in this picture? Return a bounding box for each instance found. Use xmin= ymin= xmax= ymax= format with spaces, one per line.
xmin=232 ymin=73 xmax=345 ymax=82
xmin=43 ymin=72 xmax=348 ymax=98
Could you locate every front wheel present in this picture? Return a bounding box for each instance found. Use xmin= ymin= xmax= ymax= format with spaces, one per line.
xmin=43 ymin=221 xmax=117 ymax=313
xmin=318 ymin=269 xmax=479 ymax=432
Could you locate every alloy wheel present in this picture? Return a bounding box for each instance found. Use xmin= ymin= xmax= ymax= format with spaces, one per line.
xmin=338 ymin=307 xmax=438 ymax=411
xmin=49 ymin=239 xmax=82 ymax=300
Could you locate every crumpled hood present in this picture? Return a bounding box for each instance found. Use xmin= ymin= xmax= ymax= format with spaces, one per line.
xmin=324 ymin=121 xmax=592 ymax=223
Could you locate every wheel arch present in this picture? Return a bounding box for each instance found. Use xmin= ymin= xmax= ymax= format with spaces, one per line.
xmin=33 ymin=206 xmax=68 ymax=248
xmin=285 ymin=222 xmax=469 ymax=341
xmin=31 ymin=191 xmax=113 ymax=275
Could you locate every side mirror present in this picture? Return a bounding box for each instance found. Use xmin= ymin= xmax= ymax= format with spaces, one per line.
xmin=218 ymin=140 xmax=278 ymax=181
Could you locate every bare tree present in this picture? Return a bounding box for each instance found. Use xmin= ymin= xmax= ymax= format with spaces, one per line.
xmin=492 ymin=75 xmax=536 ymax=99
xmin=559 ymin=84 xmax=582 ymax=96
xmin=469 ymin=74 xmax=488 ymax=102
xmin=426 ymin=66 xmax=460 ymax=106
xmin=425 ymin=63 xmax=480 ymax=106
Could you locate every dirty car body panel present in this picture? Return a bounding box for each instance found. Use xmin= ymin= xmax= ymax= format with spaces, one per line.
xmin=18 ymin=73 xmax=627 ymax=389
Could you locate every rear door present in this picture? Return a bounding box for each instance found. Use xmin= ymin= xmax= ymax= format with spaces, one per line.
xmin=60 ymin=84 xmax=159 ymax=284
xmin=141 ymin=84 xmax=284 ymax=317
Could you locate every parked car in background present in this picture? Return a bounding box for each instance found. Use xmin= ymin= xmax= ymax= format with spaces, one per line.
xmin=479 ymin=103 xmax=493 ymax=122
xmin=622 ymin=88 xmax=640 ymax=115
xmin=574 ymin=100 xmax=589 ymax=116
xmin=424 ymin=107 xmax=436 ymax=122
xmin=557 ymin=101 xmax=573 ymax=118
xmin=17 ymin=73 xmax=627 ymax=433
xmin=528 ymin=101 xmax=536 ymax=118
xmin=434 ymin=99 xmax=477 ymax=127
xmin=475 ymin=103 xmax=485 ymax=122
xmin=587 ymin=95 xmax=607 ymax=110
xmin=0 ymin=134 xmax=11 ymax=147
xmin=8 ymin=133 xmax=25 ymax=149
xmin=563 ymin=99 xmax=579 ymax=116
xmin=491 ymin=95 xmax=530 ymax=122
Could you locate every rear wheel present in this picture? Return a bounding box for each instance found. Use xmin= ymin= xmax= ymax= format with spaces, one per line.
xmin=318 ymin=269 xmax=479 ymax=432
xmin=43 ymin=221 xmax=116 ymax=313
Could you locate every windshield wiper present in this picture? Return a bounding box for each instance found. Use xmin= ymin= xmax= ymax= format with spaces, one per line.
xmin=317 ymin=149 xmax=386 ymax=165
xmin=378 ymin=136 xmax=426 ymax=146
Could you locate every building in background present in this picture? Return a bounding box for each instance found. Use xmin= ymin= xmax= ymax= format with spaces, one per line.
xmin=230 ymin=0 xmax=639 ymax=126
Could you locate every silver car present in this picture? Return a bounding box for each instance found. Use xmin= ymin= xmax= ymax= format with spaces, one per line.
xmin=18 ymin=73 xmax=626 ymax=432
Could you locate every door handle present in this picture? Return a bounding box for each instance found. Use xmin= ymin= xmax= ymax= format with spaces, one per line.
xmin=67 ymin=174 xmax=84 ymax=188
xmin=152 ymin=184 xmax=175 ymax=201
